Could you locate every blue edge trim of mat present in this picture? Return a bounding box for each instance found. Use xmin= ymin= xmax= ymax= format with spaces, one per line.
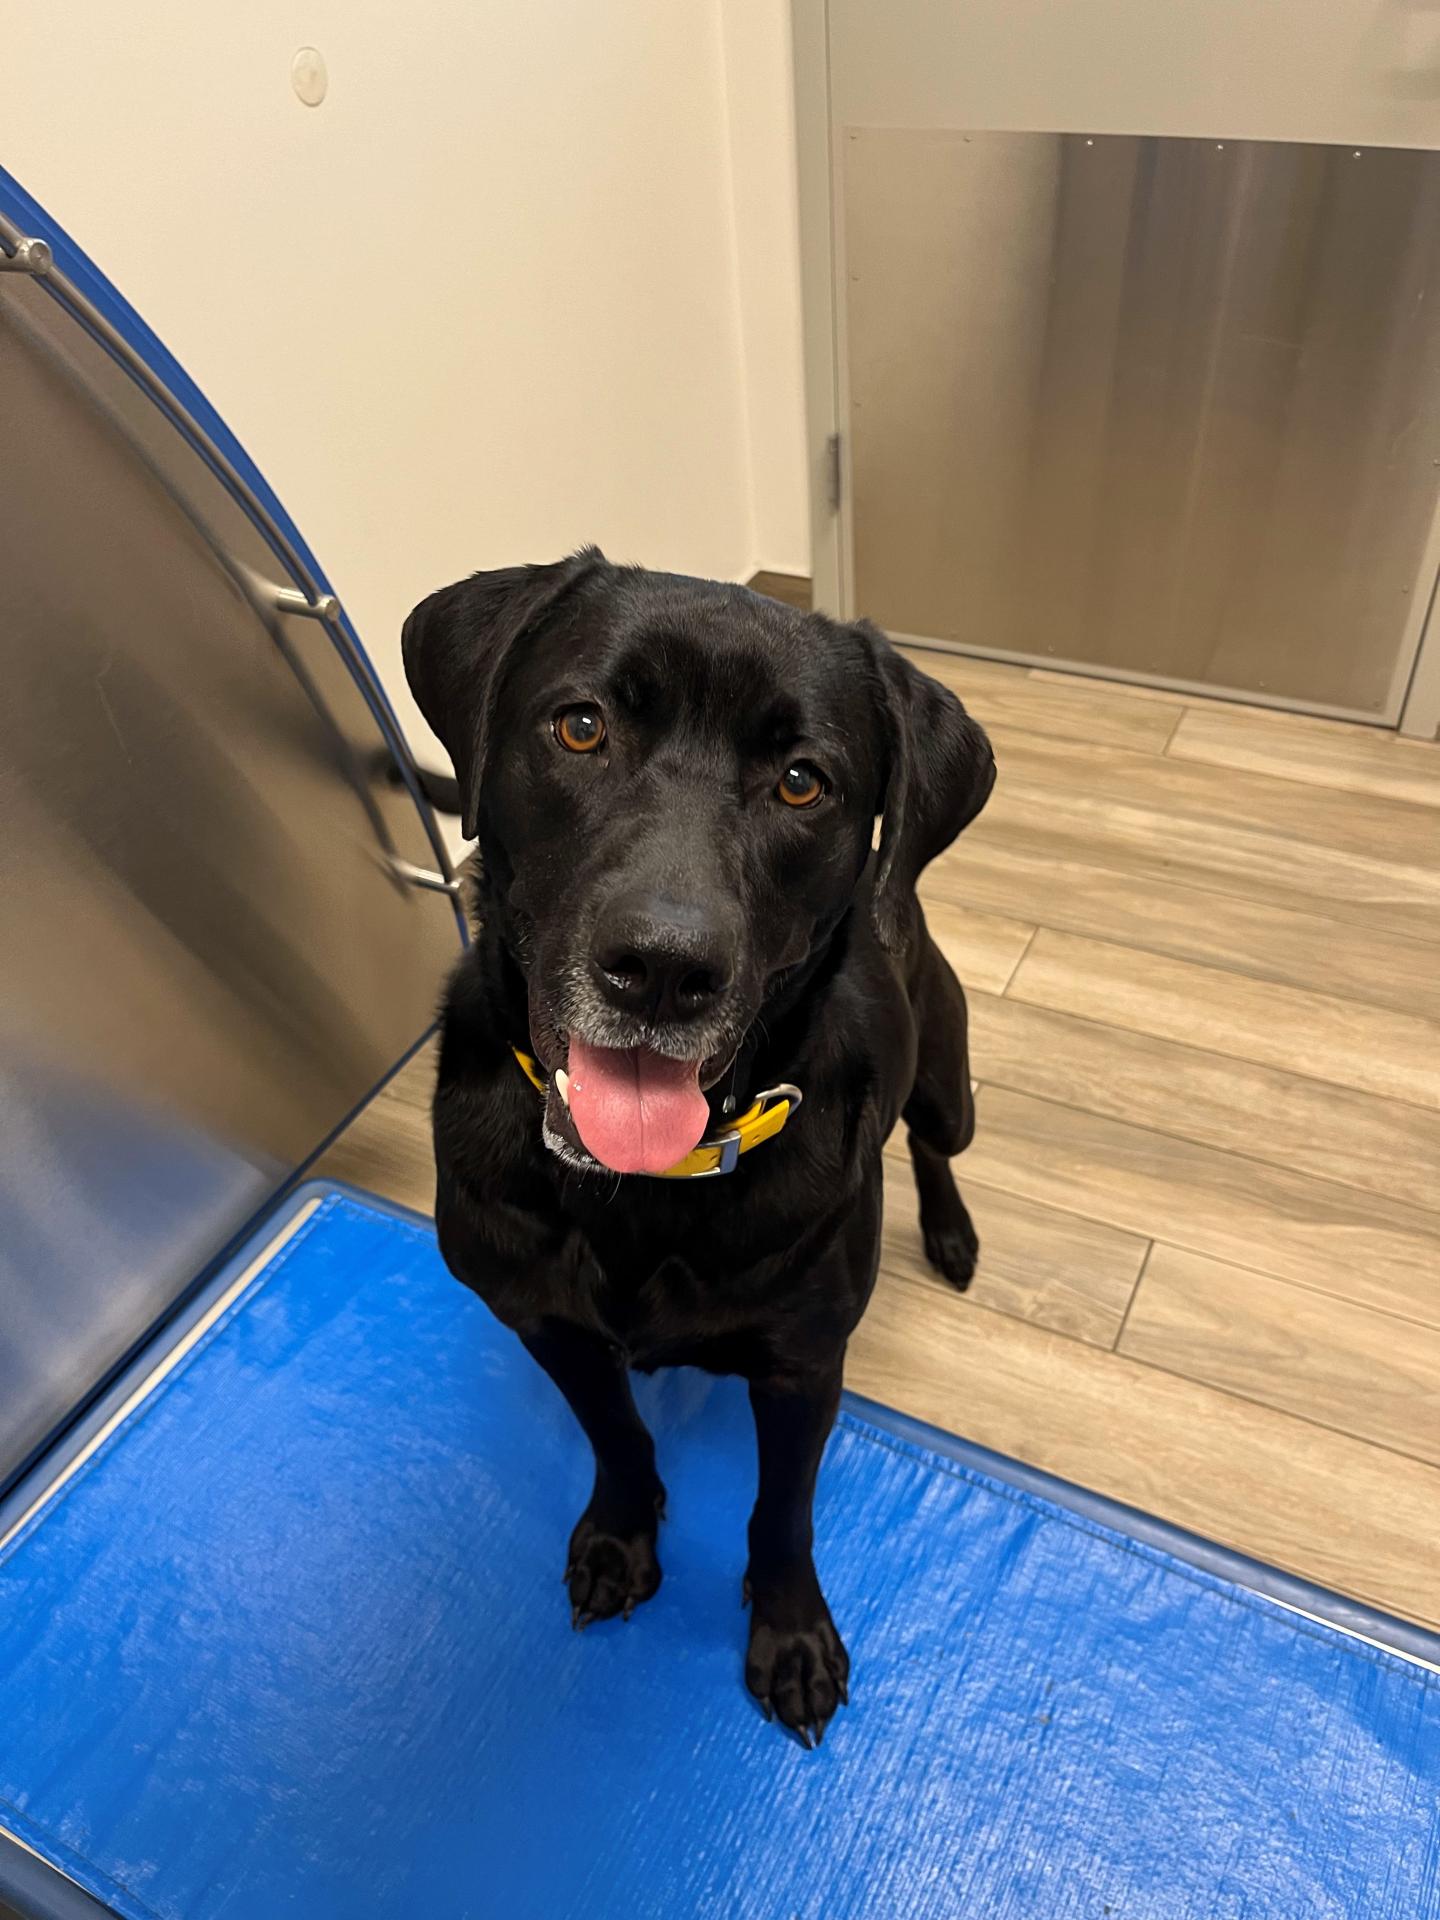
xmin=2 ymin=1177 xmax=1437 ymax=1920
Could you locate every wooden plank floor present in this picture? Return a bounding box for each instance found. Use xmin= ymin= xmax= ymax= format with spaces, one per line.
xmin=320 ymin=644 xmax=1440 ymax=1633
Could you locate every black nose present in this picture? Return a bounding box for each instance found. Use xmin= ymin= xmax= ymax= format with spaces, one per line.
xmin=590 ymin=892 xmax=736 ymax=1026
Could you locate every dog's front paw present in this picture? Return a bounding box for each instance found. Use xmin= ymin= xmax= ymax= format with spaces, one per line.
xmin=743 ymin=1571 xmax=849 ymax=1747
xmin=565 ymin=1496 xmax=662 ymax=1628
xmin=923 ymin=1218 xmax=978 ymax=1291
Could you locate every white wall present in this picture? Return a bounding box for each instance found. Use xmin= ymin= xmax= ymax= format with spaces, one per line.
xmin=3 ymin=0 xmax=813 ymax=758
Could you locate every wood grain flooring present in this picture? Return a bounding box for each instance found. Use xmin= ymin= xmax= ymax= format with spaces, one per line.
xmin=1170 ymin=704 xmax=1440 ymax=811
xmin=959 ymin=1086 xmax=1440 ymax=1330
xmin=968 ymin=992 xmax=1440 ymax=1215
xmin=1119 ymin=1245 xmax=1440 ymax=1465
xmin=966 ymin=757 xmax=1440 ymax=941
xmin=1008 ymin=930 xmax=1440 ymax=1112
xmin=879 ymin=1154 xmax=1146 ymax=1348
xmin=319 ymin=636 xmax=1440 ymax=1633
xmin=928 ymin=835 xmax=1440 ymax=1021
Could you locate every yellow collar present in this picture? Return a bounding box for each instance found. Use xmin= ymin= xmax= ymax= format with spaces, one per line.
xmin=511 ymin=1048 xmax=802 ymax=1179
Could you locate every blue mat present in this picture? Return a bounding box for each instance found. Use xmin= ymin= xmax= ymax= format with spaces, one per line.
xmin=1 ymin=1188 xmax=1436 ymax=1920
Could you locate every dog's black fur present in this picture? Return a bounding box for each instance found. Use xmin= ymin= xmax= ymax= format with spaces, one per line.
xmin=404 ymin=550 xmax=994 ymax=1746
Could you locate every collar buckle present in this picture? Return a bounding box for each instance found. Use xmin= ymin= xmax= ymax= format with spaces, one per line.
xmin=680 ymin=1082 xmax=804 ymax=1180
xmin=698 ymin=1130 xmax=743 ymax=1178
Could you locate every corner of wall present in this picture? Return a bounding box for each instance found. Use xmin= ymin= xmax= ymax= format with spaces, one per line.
xmin=715 ymin=0 xmax=813 ymax=580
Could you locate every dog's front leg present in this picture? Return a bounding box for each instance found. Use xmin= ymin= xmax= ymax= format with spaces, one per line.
xmin=522 ymin=1319 xmax=666 ymax=1628
xmin=743 ymin=1362 xmax=849 ymax=1746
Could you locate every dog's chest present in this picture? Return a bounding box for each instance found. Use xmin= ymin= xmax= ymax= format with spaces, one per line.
xmin=575 ymin=1233 xmax=770 ymax=1367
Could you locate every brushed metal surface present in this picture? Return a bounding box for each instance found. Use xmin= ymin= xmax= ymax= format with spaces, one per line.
xmin=842 ymin=130 xmax=1440 ymax=716
xmin=0 ymin=267 xmax=458 ymax=1488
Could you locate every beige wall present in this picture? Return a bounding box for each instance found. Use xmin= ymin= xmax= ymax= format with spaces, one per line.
xmin=3 ymin=0 xmax=814 ymax=757
xmin=719 ymin=0 xmax=810 ymax=578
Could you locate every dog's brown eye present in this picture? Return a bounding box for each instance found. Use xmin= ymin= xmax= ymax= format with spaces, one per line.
xmin=777 ymin=763 xmax=826 ymax=809
xmin=555 ymin=707 xmax=606 ymax=753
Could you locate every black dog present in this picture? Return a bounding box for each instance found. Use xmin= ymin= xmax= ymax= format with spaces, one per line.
xmin=403 ymin=550 xmax=994 ymax=1745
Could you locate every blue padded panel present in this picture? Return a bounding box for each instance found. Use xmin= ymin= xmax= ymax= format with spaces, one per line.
xmin=1 ymin=1191 xmax=1436 ymax=1920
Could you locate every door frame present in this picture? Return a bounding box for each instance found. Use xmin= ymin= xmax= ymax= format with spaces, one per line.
xmin=792 ymin=0 xmax=844 ymax=621
xmin=1400 ymin=591 xmax=1440 ymax=736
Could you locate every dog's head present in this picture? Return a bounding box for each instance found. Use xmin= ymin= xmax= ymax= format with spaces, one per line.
xmin=404 ymin=549 xmax=992 ymax=1175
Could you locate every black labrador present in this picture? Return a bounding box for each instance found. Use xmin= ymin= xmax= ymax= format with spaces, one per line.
xmin=403 ymin=549 xmax=994 ymax=1746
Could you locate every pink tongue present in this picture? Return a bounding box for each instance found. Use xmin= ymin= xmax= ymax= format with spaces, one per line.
xmin=565 ymin=1037 xmax=710 ymax=1175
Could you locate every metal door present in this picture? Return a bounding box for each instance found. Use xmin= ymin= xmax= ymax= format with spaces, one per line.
xmin=795 ymin=0 xmax=1440 ymax=732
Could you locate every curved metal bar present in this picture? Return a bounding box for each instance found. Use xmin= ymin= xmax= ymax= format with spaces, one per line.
xmin=0 ymin=200 xmax=462 ymax=926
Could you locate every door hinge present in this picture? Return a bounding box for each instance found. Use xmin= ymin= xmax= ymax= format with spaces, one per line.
xmin=825 ymin=432 xmax=843 ymax=515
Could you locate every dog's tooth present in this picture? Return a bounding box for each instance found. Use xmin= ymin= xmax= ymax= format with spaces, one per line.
xmin=555 ymin=1068 xmax=571 ymax=1108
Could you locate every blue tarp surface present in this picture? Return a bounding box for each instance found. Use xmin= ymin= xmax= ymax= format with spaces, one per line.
xmin=1 ymin=1189 xmax=1435 ymax=1919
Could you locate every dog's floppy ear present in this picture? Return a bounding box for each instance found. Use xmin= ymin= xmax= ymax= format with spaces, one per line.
xmin=402 ymin=547 xmax=607 ymax=838
xmin=864 ymin=622 xmax=996 ymax=951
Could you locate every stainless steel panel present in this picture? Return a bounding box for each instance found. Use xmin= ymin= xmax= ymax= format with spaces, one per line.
xmin=842 ymin=130 xmax=1440 ymax=715
xmin=0 ymin=263 xmax=458 ymax=1487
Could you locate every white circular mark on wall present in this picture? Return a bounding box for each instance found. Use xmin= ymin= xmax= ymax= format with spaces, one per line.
xmin=291 ymin=46 xmax=328 ymax=108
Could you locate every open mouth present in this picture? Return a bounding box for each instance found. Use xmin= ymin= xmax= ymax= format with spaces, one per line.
xmin=539 ymin=1033 xmax=733 ymax=1176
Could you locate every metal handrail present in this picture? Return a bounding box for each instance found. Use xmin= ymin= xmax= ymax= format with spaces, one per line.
xmin=0 ymin=213 xmax=461 ymax=905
